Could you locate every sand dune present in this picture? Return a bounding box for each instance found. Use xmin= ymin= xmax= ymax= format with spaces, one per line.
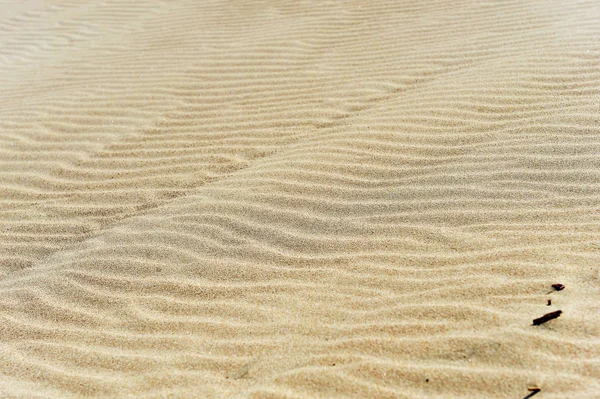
xmin=1 ymin=0 xmax=599 ymax=397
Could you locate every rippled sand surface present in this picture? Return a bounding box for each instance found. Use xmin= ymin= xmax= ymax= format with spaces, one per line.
xmin=1 ymin=1 xmax=599 ymax=397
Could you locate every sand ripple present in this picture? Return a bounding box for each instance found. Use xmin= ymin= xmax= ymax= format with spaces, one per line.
xmin=1 ymin=0 xmax=599 ymax=397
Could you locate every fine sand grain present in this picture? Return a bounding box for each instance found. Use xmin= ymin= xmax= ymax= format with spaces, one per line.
xmin=1 ymin=1 xmax=599 ymax=398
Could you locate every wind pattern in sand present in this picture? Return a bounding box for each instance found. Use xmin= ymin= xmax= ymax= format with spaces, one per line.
xmin=1 ymin=1 xmax=599 ymax=398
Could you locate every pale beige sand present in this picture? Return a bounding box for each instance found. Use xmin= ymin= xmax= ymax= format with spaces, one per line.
xmin=1 ymin=1 xmax=599 ymax=398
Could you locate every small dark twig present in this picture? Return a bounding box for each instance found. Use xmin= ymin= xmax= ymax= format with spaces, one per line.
xmin=533 ymin=310 xmax=562 ymax=325
xmin=522 ymin=387 xmax=541 ymax=399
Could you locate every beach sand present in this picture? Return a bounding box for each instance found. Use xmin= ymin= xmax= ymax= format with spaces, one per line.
xmin=1 ymin=1 xmax=599 ymax=397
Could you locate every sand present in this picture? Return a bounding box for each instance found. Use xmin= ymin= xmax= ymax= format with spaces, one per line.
xmin=1 ymin=0 xmax=599 ymax=398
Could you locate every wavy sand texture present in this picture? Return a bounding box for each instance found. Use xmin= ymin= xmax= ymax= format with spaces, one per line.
xmin=1 ymin=0 xmax=599 ymax=398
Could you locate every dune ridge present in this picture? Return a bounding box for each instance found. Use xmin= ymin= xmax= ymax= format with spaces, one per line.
xmin=1 ymin=0 xmax=599 ymax=398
